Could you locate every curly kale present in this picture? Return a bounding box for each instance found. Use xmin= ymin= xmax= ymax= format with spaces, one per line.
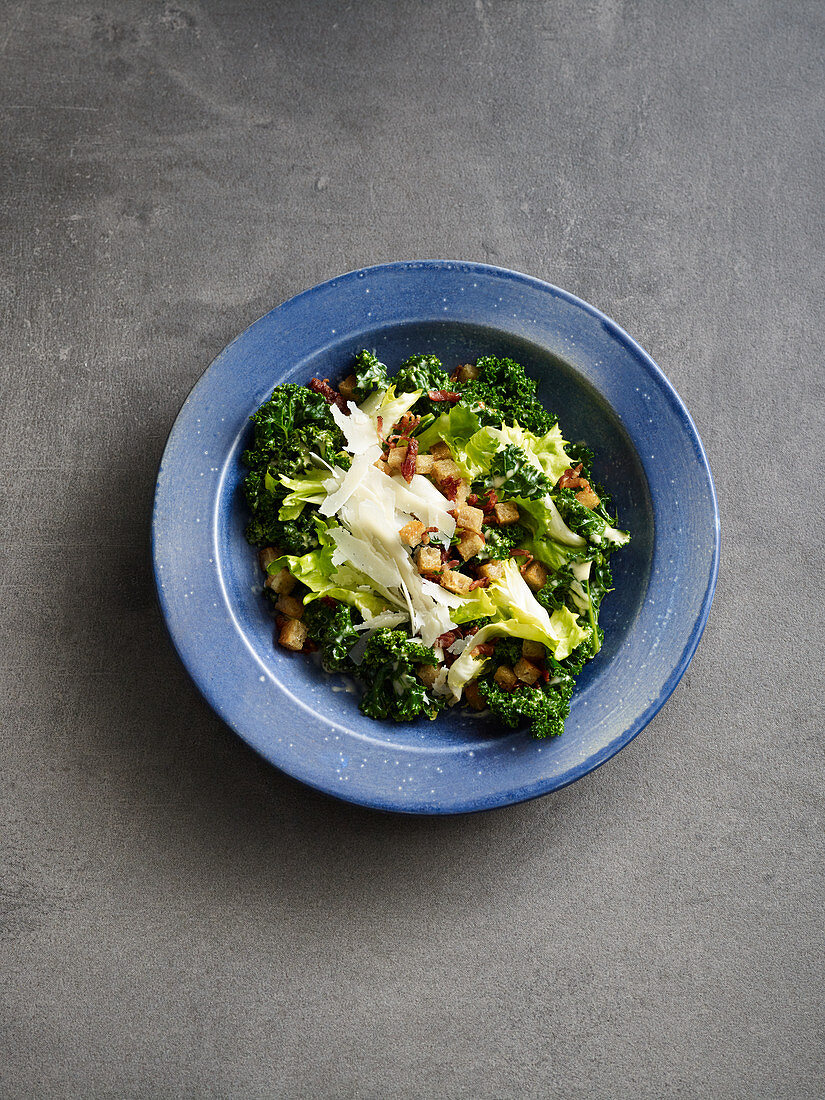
xmin=472 ymin=444 xmax=552 ymax=501
xmin=393 ymin=353 xmax=451 ymax=394
xmin=457 ymin=356 xmax=556 ymax=434
xmin=241 ymin=383 xmax=346 ymax=552
xmin=478 ymin=677 xmax=572 ymax=739
xmin=303 ymin=600 xmax=360 ymax=672
xmin=243 ymin=467 xmax=320 ymax=553
xmin=352 ymin=349 xmax=389 ymax=399
xmin=478 ymin=523 xmax=526 ymax=561
xmin=553 ymin=487 xmax=623 ymax=545
xmin=358 ymin=629 xmax=442 ymax=722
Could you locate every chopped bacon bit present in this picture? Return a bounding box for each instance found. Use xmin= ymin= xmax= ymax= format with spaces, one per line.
xmin=274 ymin=614 xmax=287 ymax=629
xmin=519 ymin=560 xmax=534 ymax=575
xmin=401 ymin=437 xmax=418 ymax=483
xmin=440 ymin=476 xmax=461 ymax=501
xmin=309 ymin=377 xmax=348 ymax=414
xmin=320 ymin=596 xmax=337 ymax=608
xmin=394 ymin=412 xmax=421 ymax=436
xmin=444 ymin=559 xmax=460 ymax=570
xmin=472 ymin=643 xmax=496 ymax=657
xmin=439 ymin=546 xmax=448 ymax=562
xmin=424 ymin=526 xmax=439 ymax=534
xmin=558 ymin=463 xmax=591 ymax=491
xmin=468 ymin=578 xmax=490 ymax=590
xmin=480 ymin=490 xmax=498 ymax=515
xmin=509 ymin=548 xmax=532 ymax=557
xmin=427 ymin=389 xmax=461 ymax=403
xmin=467 ymin=494 xmax=479 ymax=506
xmin=376 ymin=415 xmax=384 ymax=439
xmin=436 ymin=630 xmax=457 ymax=649
xmin=541 ymin=668 xmax=551 ymax=683
xmin=464 ymin=625 xmax=480 ymax=637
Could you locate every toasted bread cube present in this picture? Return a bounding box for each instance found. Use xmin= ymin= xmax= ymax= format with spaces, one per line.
xmin=576 ymin=487 xmax=601 ymax=509
xmin=476 ymin=560 xmax=504 ymax=582
xmin=278 ymin=618 xmax=308 ymax=651
xmin=416 ymin=663 xmax=439 ymax=688
xmin=456 ymin=362 xmax=480 ymax=383
xmin=258 ymin=546 xmax=282 ymax=571
xmin=429 ymin=441 xmax=452 ymax=460
xmin=414 ymin=453 xmax=434 ymax=476
xmin=440 ymin=569 xmax=473 ymax=595
xmin=265 ymin=567 xmax=296 ymax=595
xmin=415 ymin=545 xmax=442 ymax=573
xmin=399 ymin=520 xmax=426 ymax=546
xmin=338 ymin=374 xmax=358 ymax=401
xmin=454 ymin=503 xmax=484 ymax=533
xmin=522 ymin=560 xmax=548 ymax=592
xmin=457 ymin=530 xmax=485 ymax=562
xmin=521 ymin=639 xmax=545 ymax=660
xmin=514 ymin=657 xmax=542 ymax=684
xmin=464 ymin=681 xmax=486 ymax=710
xmin=493 ymin=665 xmax=519 ymax=691
xmin=455 ymin=480 xmax=470 ymax=505
xmin=432 ymin=458 xmax=463 ymax=485
xmin=492 ymin=501 xmax=520 ymax=526
xmin=387 ymin=445 xmax=407 ymax=472
xmin=276 ymin=594 xmax=304 ymax=620
xmin=373 ymin=458 xmax=389 ymax=474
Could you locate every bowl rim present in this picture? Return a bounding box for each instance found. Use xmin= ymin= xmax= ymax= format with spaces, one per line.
xmin=151 ymin=259 xmax=720 ymax=814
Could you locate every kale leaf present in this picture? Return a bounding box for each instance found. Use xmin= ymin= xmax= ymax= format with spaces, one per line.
xmin=478 ymin=677 xmax=572 ymax=739
xmin=472 ymin=444 xmax=553 ymax=501
xmin=352 ymin=349 xmax=389 ymax=399
xmin=478 ymin=523 xmax=526 ymax=561
xmin=241 ymin=383 xmax=346 ymax=552
xmin=458 ymin=356 xmax=556 ymax=434
xmin=358 ymin=629 xmax=442 ymax=722
xmin=393 ymin=353 xmax=451 ymax=394
xmin=303 ymin=600 xmax=360 ymax=672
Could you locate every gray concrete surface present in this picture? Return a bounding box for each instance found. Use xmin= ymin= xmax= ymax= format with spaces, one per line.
xmin=2 ymin=1 xmax=823 ymax=1097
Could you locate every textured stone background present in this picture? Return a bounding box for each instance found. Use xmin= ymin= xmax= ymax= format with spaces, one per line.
xmin=2 ymin=2 xmax=823 ymax=1097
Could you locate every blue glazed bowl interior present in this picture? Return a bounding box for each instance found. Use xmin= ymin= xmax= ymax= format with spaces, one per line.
xmin=217 ymin=320 xmax=653 ymax=753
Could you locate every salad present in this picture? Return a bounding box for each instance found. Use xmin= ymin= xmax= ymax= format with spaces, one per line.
xmin=241 ymin=351 xmax=629 ymax=738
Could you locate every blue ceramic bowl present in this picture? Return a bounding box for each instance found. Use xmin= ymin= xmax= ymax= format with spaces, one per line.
xmin=152 ymin=261 xmax=719 ymax=814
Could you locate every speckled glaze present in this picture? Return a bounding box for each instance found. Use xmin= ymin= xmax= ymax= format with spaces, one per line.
xmin=151 ymin=261 xmax=719 ymax=814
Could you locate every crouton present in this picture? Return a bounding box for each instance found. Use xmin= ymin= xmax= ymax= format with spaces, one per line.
xmin=493 ymin=665 xmax=519 ymax=691
xmin=416 ymin=663 xmax=439 ymax=688
xmin=521 ymin=639 xmax=545 ymax=660
xmin=464 ymin=681 xmax=487 ymax=710
xmin=414 ymin=453 xmax=434 ymax=476
xmin=575 ymin=487 xmax=601 ymax=509
xmin=514 ymin=656 xmax=542 ymax=685
xmin=456 ymin=362 xmax=480 ymax=383
xmin=454 ymin=503 xmax=484 ymax=533
xmin=429 ymin=441 xmax=452 ymax=460
xmin=276 ymin=594 xmax=303 ymax=620
xmin=456 ymin=530 xmax=485 ymax=562
xmin=455 ymin=480 xmax=470 ymax=505
xmin=258 ymin=546 xmax=282 ymax=571
xmin=373 ymin=458 xmax=390 ymax=474
xmin=264 ymin=567 xmax=296 ymax=595
xmin=278 ymin=618 xmax=308 ymax=651
xmin=415 ymin=545 xmax=442 ymax=574
xmin=492 ymin=501 xmax=520 ymax=526
xmin=432 ymin=458 xmax=463 ymax=485
xmin=440 ymin=569 xmax=473 ymax=595
xmin=522 ymin=560 xmax=548 ymax=592
xmin=338 ymin=374 xmax=358 ymax=402
xmin=476 ymin=560 xmax=504 ymax=582
xmin=386 ymin=445 xmax=407 ymax=472
xmin=399 ymin=520 xmax=426 ymax=546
